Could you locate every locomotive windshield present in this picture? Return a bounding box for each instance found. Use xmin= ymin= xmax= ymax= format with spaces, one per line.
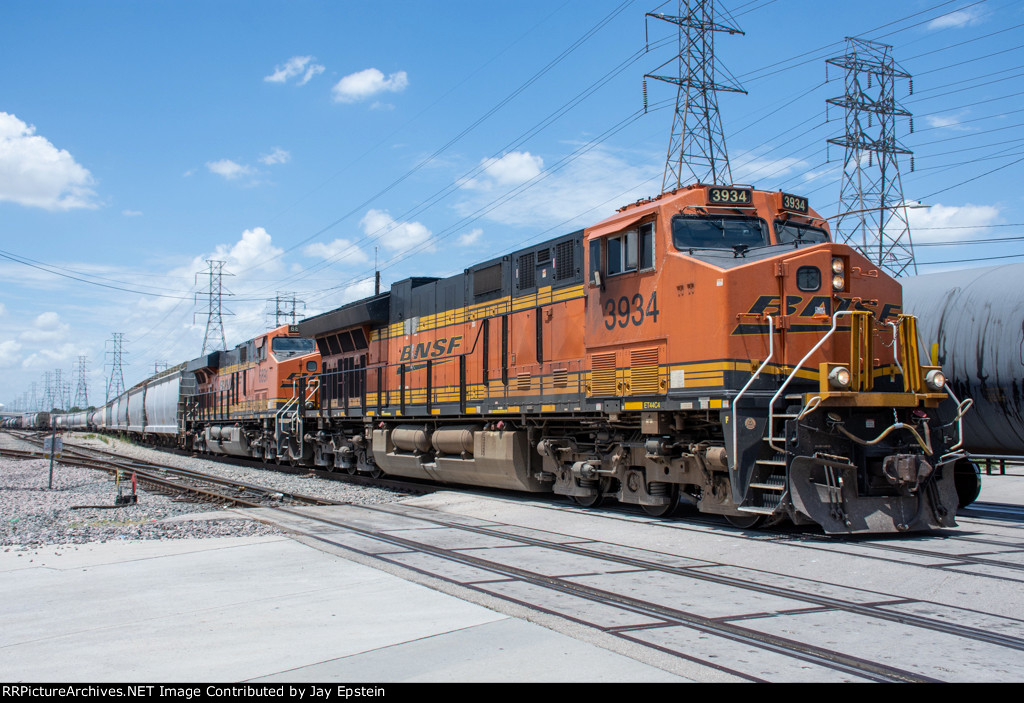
xmin=271 ymin=336 xmax=316 ymax=359
xmin=775 ymin=221 xmax=829 ymax=245
xmin=672 ymin=215 xmax=767 ymax=251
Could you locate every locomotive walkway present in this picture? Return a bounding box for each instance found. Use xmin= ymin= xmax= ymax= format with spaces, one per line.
xmin=3 ymin=470 xmax=1024 ymax=682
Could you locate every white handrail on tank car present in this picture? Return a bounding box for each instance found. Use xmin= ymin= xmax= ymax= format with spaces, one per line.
xmin=729 ymin=315 xmax=774 ymax=473
xmin=768 ymin=310 xmax=856 ymax=454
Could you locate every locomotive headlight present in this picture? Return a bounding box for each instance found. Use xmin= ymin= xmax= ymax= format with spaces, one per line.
xmin=832 ymin=257 xmax=844 ymax=274
xmin=828 ymin=366 xmax=852 ymax=389
xmin=925 ymin=369 xmax=946 ymax=391
xmin=832 ymin=274 xmax=845 ymax=291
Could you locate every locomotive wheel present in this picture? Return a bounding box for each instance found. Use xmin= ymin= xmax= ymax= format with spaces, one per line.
xmin=725 ymin=513 xmax=765 ymax=530
xmin=572 ymin=478 xmax=610 ymax=508
xmin=345 ymin=465 xmax=358 ymax=476
xmin=641 ymin=486 xmax=679 ymax=517
xmin=369 ymin=466 xmax=384 ymax=479
xmin=573 ymin=493 xmax=604 ymax=508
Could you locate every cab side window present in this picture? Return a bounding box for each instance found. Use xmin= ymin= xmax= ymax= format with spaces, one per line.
xmin=589 ymin=239 xmax=602 ymax=285
xmin=606 ymin=222 xmax=655 ymax=276
xmin=639 ymin=222 xmax=654 ymax=269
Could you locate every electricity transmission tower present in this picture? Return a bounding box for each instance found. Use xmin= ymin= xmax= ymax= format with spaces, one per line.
xmin=267 ymin=292 xmax=305 ymax=328
xmin=195 ymin=259 xmax=233 ymax=354
xmin=827 ymin=37 xmax=916 ymax=277
xmin=106 ymin=333 xmax=127 ymax=401
xmin=644 ymin=0 xmax=745 ymax=191
xmin=52 ymin=369 xmax=66 ymax=411
xmin=73 ymin=355 xmax=89 ymax=408
xmin=42 ymin=372 xmax=54 ymax=411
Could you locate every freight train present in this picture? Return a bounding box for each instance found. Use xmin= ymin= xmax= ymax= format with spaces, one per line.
xmin=41 ymin=184 xmax=977 ymax=534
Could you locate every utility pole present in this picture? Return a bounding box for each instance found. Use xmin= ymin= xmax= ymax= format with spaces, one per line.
xmin=827 ymin=37 xmax=916 ymax=277
xmin=106 ymin=333 xmax=127 ymax=401
xmin=644 ymin=0 xmax=745 ymax=191
xmin=195 ymin=259 xmax=233 ymax=354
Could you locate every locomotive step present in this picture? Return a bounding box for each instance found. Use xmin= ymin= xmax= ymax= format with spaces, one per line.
xmin=755 ymin=457 xmax=787 ymax=466
xmin=737 ymin=505 xmax=778 ymax=515
xmin=749 ymin=482 xmax=785 ymax=491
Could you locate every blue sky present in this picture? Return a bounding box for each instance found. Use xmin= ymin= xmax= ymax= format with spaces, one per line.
xmin=2 ymin=0 xmax=1022 ymax=410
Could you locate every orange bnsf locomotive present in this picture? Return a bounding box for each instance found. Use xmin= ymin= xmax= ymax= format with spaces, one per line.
xmin=186 ymin=324 xmax=320 ymax=462
xmin=291 ymin=184 xmax=972 ymax=534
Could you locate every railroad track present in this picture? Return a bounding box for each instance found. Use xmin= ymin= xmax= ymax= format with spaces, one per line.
xmin=0 ymin=441 xmax=340 ymax=509
xmin=5 ymin=428 xmax=1023 ymax=680
xmin=246 ymin=499 xmax=1024 ymax=682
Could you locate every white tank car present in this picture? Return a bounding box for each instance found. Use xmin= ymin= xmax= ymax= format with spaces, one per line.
xmin=903 ymin=263 xmax=1024 ymax=456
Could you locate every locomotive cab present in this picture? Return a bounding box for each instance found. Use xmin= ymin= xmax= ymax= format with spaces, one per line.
xmin=580 ymin=184 xmax=966 ymax=533
xmin=187 ymin=324 xmax=320 ymax=463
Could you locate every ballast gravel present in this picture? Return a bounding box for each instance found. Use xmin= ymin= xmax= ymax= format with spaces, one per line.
xmin=0 ymin=431 xmax=412 ymax=549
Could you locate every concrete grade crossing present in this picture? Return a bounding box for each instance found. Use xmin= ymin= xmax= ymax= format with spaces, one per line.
xmin=2 ymin=470 xmax=1023 ymax=683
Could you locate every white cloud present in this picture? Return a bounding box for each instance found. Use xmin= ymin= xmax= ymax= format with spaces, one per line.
xmin=361 ymin=209 xmax=432 ymax=253
xmin=206 ymin=159 xmax=257 ymax=180
xmin=0 ymin=302 xmax=6 ymax=315
xmin=0 ymin=112 xmax=98 ymax=210
xmin=20 ymin=311 xmax=71 ymax=344
xmin=454 ymin=144 xmax=660 ymax=230
xmin=458 ymin=228 xmax=483 ymax=247
xmin=924 ymin=113 xmax=973 ymax=132
xmin=0 ymin=339 xmax=20 ymax=368
xmin=928 ymin=8 xmax=984 ymax=30
xmin=907 ymin=201 xmax=1001 ymax=243
xmin=259 ymin=147 xmax=291 ymax=165
xmin=265 ymin=56 xmax=325 ymax=85
xmin=461 ymin=152 xmax=544 ymax=191
xmin=122 ymin=209 xmax=143 ymax=217
xmin=332 ymin=68 xmax=409 ymax=104
xmin=303 ymin=238 xmax=370 ymax=264
xmin=220 ymin=226 xmax=284 ymax=272
xmin=20 ymin=341 xmax=77 ymax=372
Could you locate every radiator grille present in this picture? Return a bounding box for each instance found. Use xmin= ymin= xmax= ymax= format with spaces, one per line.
xmin=518 ymin=253 xmax=535 ymax=289
xmin=629 ymin=347 xmax=661 ymax=395
xmin=517 ymin=373 xmax=531 ymax=391
xmin=590 ymin=352 xmax=617 ymax=396
xmin=552 ymin=368 xmax=568 ymax=389
xmin=555 ymin=240 xmax=574 ymax=280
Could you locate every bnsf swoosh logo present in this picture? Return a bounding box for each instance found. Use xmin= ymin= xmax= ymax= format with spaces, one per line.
xmin=732 ymin=295 xmax=902 ymax=335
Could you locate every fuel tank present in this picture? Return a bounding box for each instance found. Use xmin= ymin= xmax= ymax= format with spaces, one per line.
xmin=902 ymin=264 xmax=1024 ymax=455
